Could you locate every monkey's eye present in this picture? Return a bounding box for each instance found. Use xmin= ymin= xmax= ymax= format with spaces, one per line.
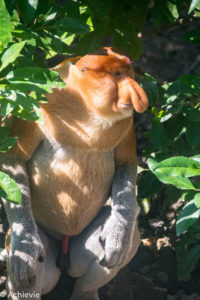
xmin=81 ymin=68 xmax=87 ymax=72
xmin=114 ymin=71 xmax=121 ymax=76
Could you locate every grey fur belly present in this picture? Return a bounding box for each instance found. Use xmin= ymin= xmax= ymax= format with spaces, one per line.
xmin=27 ymin=139 xmax=115 ymax=236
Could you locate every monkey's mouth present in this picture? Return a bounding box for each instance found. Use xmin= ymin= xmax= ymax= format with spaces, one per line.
xmin=118 ymin=103 xmax=133 ymax=111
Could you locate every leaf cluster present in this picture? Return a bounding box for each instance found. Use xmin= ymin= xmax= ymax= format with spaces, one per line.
xmin=138 ymin=0 xmax=200 ymax=280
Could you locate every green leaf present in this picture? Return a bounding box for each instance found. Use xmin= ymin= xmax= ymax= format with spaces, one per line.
xmin=6 ymin=68 xmax=65 ymax=93
xmin=39 ymin=32 xmax=72 ymax=56
xmin=15 ymin=0 xmax=38 ymax=25
xmin=128 ymin=0 xmax=148 ymax=32
xmin=191 ymin=155 xmax=200 ymax=163
xmin=166 ymin=74 xmax=200 ymax=98
xmin=153 ymin=173 xmax=195 ymax=190
xmin=0 ymin=90 xmax=42 ymax=121
xmin=152 ymin=156 xmax=200 ymax=177
xmin=12 ymin=23 xmax=37 ymax=40
xmin=147 ymin=157 xmax=195 ymax=190
xmin=189 ymin=0 xmax=200 ymax=13
xmin=183 ymin=28 xmax=200 ymax=46
xmin=176 ymin=200 xmax=200 ymax=236
xmin=183 ymin=107 xmax=200 ymax=122
xmin=138 ymin=171 xmax=163 ymax=199
xmin=12 ymin=108 xmax=42 ymax=122
xmin=176 ymin=230 xmax=200 ymax=262
xmin=152 ymin=0 xmax=179 ymax=25
xmin=179 ymin=74 xmax=200 ymax=95
xmin=194 ymin=193 xmax=200 ymax=208
xmin=82 ymin=0 xmax=107 ymax=22
xmin=0 ymin=103 xmax=13 ymax=116
xmin=149 ymin=119 xmax=167 ymax=150
xmin=178 ymin=245 xmax=200 ymax=280
xmin=165 ymin=115 xmax=184 ymax=140
xmin=47 ymin=17 xmax=90 ymax=34
xmin=141 ymin=74 xmax=160 ymax=106
xmin=182 ymin=190 xmax=198 ymax=202
xmin=137 ymin=166 xmax=145 ymax=174
xmin=112 ymin=26 xmax=142 ymax=61
xmin=0 ymin=127 xmax=17 ymax=152
xmin=0 ymin=41 xmax=26 ymax=72
xmin=147 ymin=158 xmax=160 ymax=171
xmin=0 ymin=171 xmax=21 ymax=203
xmin=185 ymin=119 xmax=200 ymax=148
xmin=76 ymin=30 xmax=103 ymax=55
xmin=0 ymin=0 xmax=12 ymax=50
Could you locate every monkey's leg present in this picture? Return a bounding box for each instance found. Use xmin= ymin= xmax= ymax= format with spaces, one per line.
xmin=7 ymin=227 xmax=61 ymax=300
xmin=68 ymin=206 xmax=140 ymax=300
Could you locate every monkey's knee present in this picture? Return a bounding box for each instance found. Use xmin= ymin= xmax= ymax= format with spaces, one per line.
xmin=70 ymin=259 xmax=119 ymax=300
xmin=68 ymin=208 xmax=140 ymax=300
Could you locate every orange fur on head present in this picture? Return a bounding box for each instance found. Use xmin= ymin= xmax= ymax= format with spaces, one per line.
xmin=55 ymin=47 xmax=148 ymax=117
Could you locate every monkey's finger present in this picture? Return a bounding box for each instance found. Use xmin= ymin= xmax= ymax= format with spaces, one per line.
xmin=99 ymin=236 xmax=105 ymax=248
xmin=99 ymin=256 xmax=107 ymax=267
xmin=99 ymin=252 xmax=119 ymax=269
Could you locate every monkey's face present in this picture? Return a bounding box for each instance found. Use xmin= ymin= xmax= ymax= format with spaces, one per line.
xmin=58 ymin=47 xmax=148 ymax=121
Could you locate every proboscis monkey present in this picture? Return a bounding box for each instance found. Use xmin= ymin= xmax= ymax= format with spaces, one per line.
xmin=0 ymin=47 xmax=148 ymax=300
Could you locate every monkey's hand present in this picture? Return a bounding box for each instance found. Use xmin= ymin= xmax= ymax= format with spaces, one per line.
xmin=8 ymin=229 xmax=45 ymax=288
xmin=99 ymin=213 xmax=136 ymax=269
xmin=100 ymin=165 xmax=139 ymax=269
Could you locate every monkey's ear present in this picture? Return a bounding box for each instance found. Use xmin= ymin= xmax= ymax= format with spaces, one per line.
xmin=52 ymin=56 xmax=81 ymax=83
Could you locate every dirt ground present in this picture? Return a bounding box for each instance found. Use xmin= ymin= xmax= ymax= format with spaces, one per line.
xmin=1 ymin=21 xmax=200 ymax=300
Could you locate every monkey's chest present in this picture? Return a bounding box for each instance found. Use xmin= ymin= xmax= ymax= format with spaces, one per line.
xmin=28 ymin=141 xmax=115 ymax=236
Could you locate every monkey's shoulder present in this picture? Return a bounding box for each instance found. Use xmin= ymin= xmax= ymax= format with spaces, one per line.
xmin=6 ymin=117 xmax=42 ymax=161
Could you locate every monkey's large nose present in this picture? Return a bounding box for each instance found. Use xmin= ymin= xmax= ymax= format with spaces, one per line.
xmin=129 ymin=79 xmax=149 ymax=113
xmin=117 ymin=78 xmax=134 ymax=111
xmin=116 ymin=76 xmax=148 ymax=113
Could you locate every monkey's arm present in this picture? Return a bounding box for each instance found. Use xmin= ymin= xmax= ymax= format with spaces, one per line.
xmin=0 ymin=118 xmax=44 ymax=287
xmin=100 ymin=120 xmax=139 ymax=268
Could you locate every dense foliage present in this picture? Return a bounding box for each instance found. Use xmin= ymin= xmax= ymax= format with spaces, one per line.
xmin=0 ymin=0 xmax=200 ymax=280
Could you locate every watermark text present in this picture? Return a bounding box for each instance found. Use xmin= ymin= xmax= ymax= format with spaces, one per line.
xmin=8 ymin=291 xmax=40 ymax=298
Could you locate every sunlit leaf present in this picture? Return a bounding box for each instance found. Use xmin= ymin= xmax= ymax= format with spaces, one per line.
xmin=0 ymin=171 xmax=21 ymax=203
xmin=6 ymin=68 xmax=65 ymax=93
xmin=152 ymin=156 xmax=200 ymax=177
xmin=189 ymin=0 xmax=200 ymax=13
xmin=0 ymin=41 xmax=26 ymax=72
xmin=194 ymin=193 xmax=200 ymax=208
xmin=0 ymin=0 xmax=12 ymax=50
xmin=176 ymin=200 xmax=200 ymax=236
xmin=0 ymin=127 xmax=16 ymax=152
